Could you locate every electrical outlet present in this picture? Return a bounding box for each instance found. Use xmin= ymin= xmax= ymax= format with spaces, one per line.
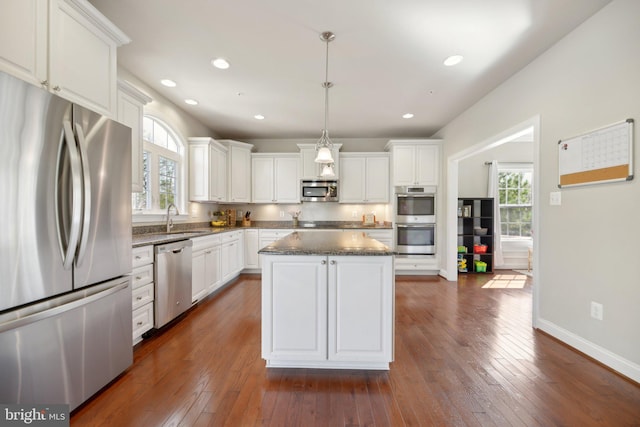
xmin=352 ymin=210 xmax=358 ymax=218
xmin=590 ymin=301 xmax=603 ymax=320
xmin=279 ymin=210 xmax=284 ymax=218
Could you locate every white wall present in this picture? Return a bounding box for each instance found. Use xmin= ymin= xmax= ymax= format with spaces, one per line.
xmin=458 ymin=141 xmax=533 ymax=197
xmin=436 ymin=0 xmax=640 ymax=381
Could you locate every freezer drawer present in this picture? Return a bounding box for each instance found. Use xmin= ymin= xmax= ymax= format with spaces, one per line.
xmin=0 ymin=277 xmax=133 ymax=411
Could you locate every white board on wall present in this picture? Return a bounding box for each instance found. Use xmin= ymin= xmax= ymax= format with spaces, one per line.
xmin=558 ymin=119 xmax=634 ymax=187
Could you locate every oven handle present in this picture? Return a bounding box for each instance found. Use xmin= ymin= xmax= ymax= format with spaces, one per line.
xmin=397 ymin=224 xmax=435 ymax=228
xmin=396 ymin=194 xmax=434 ymax=198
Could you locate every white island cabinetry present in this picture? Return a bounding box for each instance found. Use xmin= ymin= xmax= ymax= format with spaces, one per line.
xmin=260 ymin=231 xmax=394 ymax=370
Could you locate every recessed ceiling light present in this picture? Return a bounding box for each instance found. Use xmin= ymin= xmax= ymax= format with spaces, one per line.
xmin=254 ymin=114 xmax=265 ymax=120
xmin=402 ymin=113 xmax=414 ymax=119
xmin=160 ymin=79 xmax=177 ymax=87
xmin=211 ymin=58 xmax=230 ymax=69
xmin=444 ymin=55 xmax=464 ymax=66
xmin=185 ymin=99 xmax=198 ymax=105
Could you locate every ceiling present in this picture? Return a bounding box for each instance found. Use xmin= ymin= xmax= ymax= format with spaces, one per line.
xmin=90 ymin=0 xmax=611 ymax=140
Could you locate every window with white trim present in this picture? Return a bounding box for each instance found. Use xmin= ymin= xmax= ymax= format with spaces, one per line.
xmin=132 ymin=116 xmax=184 ymax=213
xmin=498 ymin=166 xmax=533 ymax=238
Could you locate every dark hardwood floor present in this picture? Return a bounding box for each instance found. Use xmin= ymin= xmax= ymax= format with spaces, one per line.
xmin=72 ymin=272 xmax=640 ymax=426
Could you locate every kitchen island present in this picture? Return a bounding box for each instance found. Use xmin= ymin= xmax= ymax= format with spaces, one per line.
xmin=259 ymin=231 xmax=395 ymax=370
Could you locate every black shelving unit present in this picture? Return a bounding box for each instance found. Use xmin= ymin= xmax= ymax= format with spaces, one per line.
xmin=457 ymin=198 xmax=494 ymax=273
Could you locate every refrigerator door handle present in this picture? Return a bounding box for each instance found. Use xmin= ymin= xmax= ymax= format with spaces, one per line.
xmin=59 ymin=121 xmax=83 ymax=270
xmin=74 ymin=124 xmax=92 ymax=265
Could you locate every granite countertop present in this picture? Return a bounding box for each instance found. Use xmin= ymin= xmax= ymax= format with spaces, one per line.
xmin=132 ymin=221 xmax=393 ymax=248
xmin=258 ymin=230 xmax=395 ymax=256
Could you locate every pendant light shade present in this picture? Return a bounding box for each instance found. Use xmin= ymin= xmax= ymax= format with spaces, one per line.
xmin=321 ymin=163 xmax=335 ymax=177
xmin=315 ymin=31 xmax=336 ymax=164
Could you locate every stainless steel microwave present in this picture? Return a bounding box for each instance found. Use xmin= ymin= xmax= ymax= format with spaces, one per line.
xmin=301 ymin=180 xmax=339 ymax=202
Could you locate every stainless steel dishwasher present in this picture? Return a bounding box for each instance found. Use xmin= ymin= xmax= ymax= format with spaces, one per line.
xmin=155 ymin=239 xmax=193 ymax=328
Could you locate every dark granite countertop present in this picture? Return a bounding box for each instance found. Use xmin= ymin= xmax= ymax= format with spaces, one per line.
xmin=132 ymin=221 xmax=393 ymax=248
xmin=258 ymin=230 xmax=395 ymax=256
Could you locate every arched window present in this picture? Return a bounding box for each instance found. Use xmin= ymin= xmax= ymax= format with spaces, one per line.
xmin=133 ymin=116 xmax=184 ymax=213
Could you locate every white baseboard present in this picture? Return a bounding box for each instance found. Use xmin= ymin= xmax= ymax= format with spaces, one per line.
xmin=537 ymin=318 xmax=640 ymax=383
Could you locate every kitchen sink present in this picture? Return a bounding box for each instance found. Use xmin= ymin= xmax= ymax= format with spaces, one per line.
xmin=302 ymin=223 xmax=317 ymax=228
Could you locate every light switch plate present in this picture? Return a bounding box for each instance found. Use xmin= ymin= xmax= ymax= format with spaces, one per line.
xmin=550 ymin=191 xmax=562 ymax=206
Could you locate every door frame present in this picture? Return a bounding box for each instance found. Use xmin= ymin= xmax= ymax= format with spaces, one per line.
xmin=445 ymin=115 xmax=540 ymax=328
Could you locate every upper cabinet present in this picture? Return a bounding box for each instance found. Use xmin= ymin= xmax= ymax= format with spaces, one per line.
xmin=219 ymin=140 xmax=253 ymax=203
xmin=117 ymin=79 xmax=151 ymax=193
xmin=252 ymin=154 xmax=301 ymax=204
xmin=297 ymin=143 xmax=342 ymax=179
xmin=385 ymin=140 xmax=441 ymax=187
xmin=188 ymin=137 xmax=228 ymax=202
xmin=0 ymin=0 xmax=130 ymax=117
xmin=339 ymin=153 xmax=389 ymax=203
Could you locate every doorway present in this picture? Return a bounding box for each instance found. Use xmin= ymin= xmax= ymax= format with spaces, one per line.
xmin=445 ymin=116 xmax=540 ymax=327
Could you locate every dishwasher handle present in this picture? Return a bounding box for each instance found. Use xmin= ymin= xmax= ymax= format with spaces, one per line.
xmin=155 ymin=239 xmax=193 ymax=255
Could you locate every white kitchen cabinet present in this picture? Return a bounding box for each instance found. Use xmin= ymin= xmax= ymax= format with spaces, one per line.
xmin=117 ymin=79 xmax=151 ymax=193
xmin=188 ymin=137 xmax=228 ymax=202
xmin=0 ymin=0 xmax=47 ymax=86
xmin=191 ymin=234 xmax=222 ymax=302
xmin=258 ymin=229 xmax=293 ymax=268
xmin=131 ymin=245 xmax=154 ymax=345
xmin=297 ymin=143 xmax=342 ymax=179
xmin=244 ymin=229 xmax=260 ymax=269
xmin=0 ymin=0 xmax=130 ymax=117
xmin=221 ymin=230 xmax=244 ymax=282
xmin=262 ymin=255 xmax=328 ymax=362
xmin=220 ymin=140 xmax=253 ymax=203
xmin=252 ymin=154 xmax=300 ymax=203
xmin=328 ymin=256 xmax=394 ymax=363
xmin=385 ymin=140 xmax=441 ymax=186
xmin=262 ymin=254 xmax=394 ymax=369
xmin=339 ymin=153 xmax=389 ymax=203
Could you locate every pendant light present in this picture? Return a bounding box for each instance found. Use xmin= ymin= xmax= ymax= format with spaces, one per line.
xmin=315 ymin=31 xmax=335 ymax=164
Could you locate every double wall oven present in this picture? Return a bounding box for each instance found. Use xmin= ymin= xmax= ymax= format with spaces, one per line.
xmin=395 ymin=186 xmax=436 ymax=255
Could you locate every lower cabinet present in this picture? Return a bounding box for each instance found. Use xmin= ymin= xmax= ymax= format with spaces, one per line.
xmin=261 ymin=255 xmax=394 ymax=369
xmin=192 ymin=234 xmax=222 ymax=303
xmin=244 ymin=229 xmax=260 ymax=269
xmin=221 ymin=230 xmax=244 ymax=283
xmin=131 ymin=245 xmax=154 ymax=345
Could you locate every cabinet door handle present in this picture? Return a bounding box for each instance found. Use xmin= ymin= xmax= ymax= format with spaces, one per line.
xmin=136 ymin=296 xmax=143 ymax=300
xmin=321 ymin=260 xmax=326 ymax=265
xmin=137 ymin=321 xmax=143 ymax=326
xmin=330 ymin=260 xmax=336 ymax=265
xmin=40 ymin=80 xmax=48 ymax=87
xmin=135 ymin=276 xmax=142 ymax=280
xmin=52 ymin=85 xmax=61 ymax=92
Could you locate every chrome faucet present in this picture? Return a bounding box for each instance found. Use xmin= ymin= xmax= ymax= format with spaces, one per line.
xmin=166 ymin=203 xmax=179 ymax=233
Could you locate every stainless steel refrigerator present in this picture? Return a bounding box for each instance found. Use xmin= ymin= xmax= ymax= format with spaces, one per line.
xmin=0 ymin=70 xmax=133 ymax=411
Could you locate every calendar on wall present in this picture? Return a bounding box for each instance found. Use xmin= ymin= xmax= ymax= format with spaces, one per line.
xmin=558 ymin=119 xmax=634 ymax=187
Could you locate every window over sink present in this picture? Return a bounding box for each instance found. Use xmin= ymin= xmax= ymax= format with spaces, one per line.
xmin=132 ymin=116 xmax=185 ymax=216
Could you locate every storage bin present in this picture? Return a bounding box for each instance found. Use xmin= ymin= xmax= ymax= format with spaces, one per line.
xmin=473 ymin=244 xmax=487 ymax=254
xmin=474 ymin=260 xmax=487 ymax=273
xmin=457 ymin=245 xmax=467 ymax=253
